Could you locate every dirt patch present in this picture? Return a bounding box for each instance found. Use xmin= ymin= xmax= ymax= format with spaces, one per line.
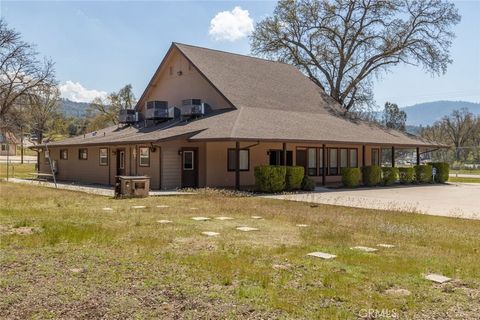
xmin=0 ymin=225 xmax=40 ymax=235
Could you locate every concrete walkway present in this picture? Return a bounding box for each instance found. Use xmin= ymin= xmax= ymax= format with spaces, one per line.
xmin=262 ymin=183 xmax=480 ymax=220
xmin=5 ymin=178 xmax=193 ymax=197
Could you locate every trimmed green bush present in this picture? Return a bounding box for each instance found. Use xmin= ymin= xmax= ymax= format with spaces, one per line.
xmin=285 ymin=166 xmax=305 ymax=190
xmin=382 ymin=167 xmax=399 ymax=186
xmin=431 ymin=162 xmax=449 ymax=183
xmin=341 ymin=168 xmax=362 ymax=188
xmin=362 ymin=165 xmax=382 ymax=187
xmin=254 ymin=165 xmax=286 ymax=193
xmin=414 ymin=165 xmax=433 ymax=183
xmin=301 ymin=176 xmax=316 ymax=191
xmin=398 ymin=167 xmax=415 ymax=184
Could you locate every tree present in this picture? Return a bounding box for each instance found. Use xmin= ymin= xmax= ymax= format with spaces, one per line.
xmin=88 ymin=84 xmax=136 ymax=129
xmin=251 ymin=0 xmax=460 ymax=111
xmin=27 ymin=85 xmax=60 ymax=144
xmin=442 ymin=108 xmax=476 ymax=161
xmin=0 ymin=20 xmax=56 ymax=131
xmin=383 ymin=102 xmax=406 ymax=131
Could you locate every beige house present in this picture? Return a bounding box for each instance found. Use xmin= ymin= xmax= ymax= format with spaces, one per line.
xmin=37 ymin=43 xmax=440 ymax=190
xmin=0 ymin=131 xmax=17 ymax=156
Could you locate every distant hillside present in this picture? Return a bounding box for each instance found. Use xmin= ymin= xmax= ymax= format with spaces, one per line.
xmin=59 ymin=98 xmax=90 ymax=117
xmin=402 ymin=101 xmax=480 ymax=126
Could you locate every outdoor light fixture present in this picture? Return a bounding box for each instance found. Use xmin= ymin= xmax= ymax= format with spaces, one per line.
xmin=177 ymin=70 xmax=183 ymax=76
xmin=178 ymin=150 xmax=183 ymax=155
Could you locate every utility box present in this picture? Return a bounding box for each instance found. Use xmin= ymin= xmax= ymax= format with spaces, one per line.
xmin=115 ymin=176 xmax=150 ymax=198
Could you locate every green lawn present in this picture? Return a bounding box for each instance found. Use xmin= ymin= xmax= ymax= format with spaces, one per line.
xmin=1 ymin=183 xmax=479 ymax=319
xmin=450 ymin=169 xmax=480 ymax=175
xmin=0 ymin=163 xmax=36 ymax=179
xmin=449 ymin=176 xmax=480 ymax=183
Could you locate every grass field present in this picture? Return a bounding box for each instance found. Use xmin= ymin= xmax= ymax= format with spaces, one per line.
xmin=449 ymin=176 xmax=480 ymax=183
xmin=450 ymin=169 xmax=480 ymax=175
xmin=1 ymin=183 xmax=479 ymax=319
xmin=0 ymin=163 xmax=36 ymax=179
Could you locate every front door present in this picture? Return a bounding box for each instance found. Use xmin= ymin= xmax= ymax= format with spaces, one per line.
xmin=181 ymin=148 xmax=198 ymax=188
xmin=117 ymin=149 xmax=126 ymax=176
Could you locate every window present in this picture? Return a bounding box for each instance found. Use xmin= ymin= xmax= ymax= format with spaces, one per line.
xmin=308 ymin=148 xmax=317 ymax=176
xmin=45 ymin=150 xmax=50 ymax=159
xmin=381 ymin=148 xmax=392 ymax=167
xmin=329 ymin=148 xmax=338 ymax=175
xmin=228 ymin=149 xmax=249 ymax=171
xmin=318 ymin=148 xmax=324 ymax=175
xmin=119 ymin=150 xmax=125 ymax=169
xmin=340 ymin=149 xmax=348 ymax=168
xmin=60 ymin=149 xmax=68 ymax=160
xmin=139 ymin=147 xmax=150 ymax=167
xmin=99 ymin=148 xmax=108 ymax=166
xmin=349 ymin=149 xmax=358 ymax=167
xmin=78 ymin=148 xmax=88 ymax=160
xmin=269 ymin=150 xmax=293 ymax=166
xmin=183 ymin=150 xmax=194 ymax=170
xmin=1 ymin=144 xmax=6 ymax=151
xmin=372 ymin=148 xmax=380 ymax=166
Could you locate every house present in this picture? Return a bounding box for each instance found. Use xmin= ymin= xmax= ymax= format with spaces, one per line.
xmin=36 ymin=43 xmax=440 ymax=190
xmin=0 ymin=131 xmax=17 ymax=156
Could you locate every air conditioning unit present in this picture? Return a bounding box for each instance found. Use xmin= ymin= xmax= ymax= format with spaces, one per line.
xmin=180 ymin=99 xmax=204 ymax=117
xmin=145 ymin=101 xmax=179 ymax=120
xmin=118 ymin=109 xmax=138 ymax=124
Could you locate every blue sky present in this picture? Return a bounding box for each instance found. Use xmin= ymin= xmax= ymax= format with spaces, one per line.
xmin=1 ymin=1 xmax=479 ymax=109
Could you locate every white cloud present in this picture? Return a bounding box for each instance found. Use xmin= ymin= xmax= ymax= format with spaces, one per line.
xmin=209 ymin=7 xmax=254 ymax=42
xmin=59 ymin=81 xmax=108 ymax=103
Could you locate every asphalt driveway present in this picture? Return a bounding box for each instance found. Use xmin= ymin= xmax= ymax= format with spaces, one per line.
xmin=262 ymin=183 xmax=480 ymax=220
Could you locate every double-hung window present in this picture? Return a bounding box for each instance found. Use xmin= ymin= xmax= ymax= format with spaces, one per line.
xmin=78 ymin=148 xmax=88 ymax=160
xmin=139 ymin=147 xmax=150 ymax=167
xmin=227 ymin=149 xmax=249 ymax=171
xmin=99 ymin=148 xmax=108 ymax=166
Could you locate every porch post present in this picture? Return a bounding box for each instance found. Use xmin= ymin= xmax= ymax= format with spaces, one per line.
xmin=282 ymin=142 xmax=287 ymax=166
xmin=362 ymin=145 xmax=366 ymax=167
xmin=391 ymin=146 xmax=395 ymax=167
xmin=322 ymin=144 xmax=326 ymax=186
xmin=235 ymin=141 xmax=240 ymax=190
xmin=416 ymin=147 xmax=420 ymax=165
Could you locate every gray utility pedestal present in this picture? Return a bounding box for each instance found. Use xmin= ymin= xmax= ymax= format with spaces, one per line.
xmin=115 ymin=176 xmax=150 ymax=198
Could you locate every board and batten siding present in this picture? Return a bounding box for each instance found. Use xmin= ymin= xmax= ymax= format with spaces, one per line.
xmin=160 ymin=146 xmax=181 ymax=190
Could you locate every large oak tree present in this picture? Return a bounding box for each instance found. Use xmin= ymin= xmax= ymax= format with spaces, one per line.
xmin=251 ymin=0 xmax=460 ymax=111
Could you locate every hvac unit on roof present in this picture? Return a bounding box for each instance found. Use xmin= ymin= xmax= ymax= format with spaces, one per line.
xmin=180 ymin=99 xmax=205 ymax=117
xmin=118 ymin=109 xmax=138 ymax=124
xmin=145 ymin=100 xmax=179 ymax=120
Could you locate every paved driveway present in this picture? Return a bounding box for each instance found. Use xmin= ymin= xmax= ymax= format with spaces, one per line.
xmin=262 ymin=183 xmax=480 ymax=220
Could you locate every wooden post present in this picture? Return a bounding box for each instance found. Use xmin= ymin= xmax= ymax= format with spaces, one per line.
xmin=235 ymin=141 xmax=240 ymax=190
xmin=362 ymin=145 xmax=366 ymax=167
xmin=416 ymin=147 xmax=420 ymax=165
xmin=322 ymin=144 xmax=326 ymax=186
xmin=282 ymin=142 xmax=287 ymax=166
xmin=391 ymin=146 xmax=395 ymax=167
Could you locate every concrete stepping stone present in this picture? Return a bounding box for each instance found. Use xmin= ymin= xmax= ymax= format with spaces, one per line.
xmin=215 ymin=216 xmax=234 ymax=220
xmin=201 ymin=231 xmax=220 ymax=237
xmin=132 ymin=205 xmax=146 ymax=209
xmin=157 ymin=220 xmax=172 ymax=224
xmin=69 ymin=268 xmax=86 ymax=273
xmin=236 ymin=226 xmax=259 ymax=232
xmin=351 ymin=246 xmax=378 ymax=252
xmin=307 ymin=252 xmax=336 ymax=260
xmin=272 ymin=263 xmax=291 ymax=270
xmin=191 ymin=217 xmax=210 ymax=221
xmin=377 ymin=243 xmax=395 ymax=248
xmin=251 ymin=216 xmax=263 ymax=219
xmin=102 ymin=207 xmax=113 ymax=211
xmin=385 ymin=288 xmax=411 ymax=296
xmin=296 ymin=224 xmax=309 ymax=227
xmin=425 ymin=273 xmax=451 ymax=284
xmin=156 ymin=205 xmax=170 ymax=208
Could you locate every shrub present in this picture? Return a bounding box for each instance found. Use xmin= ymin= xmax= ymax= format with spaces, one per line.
xmin=285 ymin=166 xmax=305 ymax=190
xmin=362 ymin=165 xmax=382 ymax=187
xmin=341 ymin=168 xmax=362 ymax=188
xmin=382 ymin=167 xmax=399 ymax=186
xmin=414 ymin=165 xmax=433 ymax=183
xmin=301 ymin=176 xmax=316 ymax=191
xmin=398 ymin=167 xmax=415 ymax=184
xmin=254 ymin=165 xmax=286 ymax=193
xmin=431 ymin=162 xmax=449 ymax=183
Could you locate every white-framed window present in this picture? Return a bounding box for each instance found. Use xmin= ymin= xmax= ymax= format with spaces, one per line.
xmin=139 ymin=147 xmax=150 ymax=167
xmin=183 ymin=150 xmax=194 ymax=170
xmin=227 ymin=149 xmax=249 ymax=171
xmin=99 ymin=148 xmax=108 ymax=166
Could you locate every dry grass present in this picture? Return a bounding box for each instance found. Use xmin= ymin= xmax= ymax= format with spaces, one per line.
xmin=0 ymin=163 xmax=36 ymax=179
xmin=449 ymin=177 xmax=480 ymax=183
xmin=1 ymin=182 xmax=479 ymax=319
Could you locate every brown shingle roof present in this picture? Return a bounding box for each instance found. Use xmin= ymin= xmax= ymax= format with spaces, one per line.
xmin=48 ymin=43 xmax=441 ymax=148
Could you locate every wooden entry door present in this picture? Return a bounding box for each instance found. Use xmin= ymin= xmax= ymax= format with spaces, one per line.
xmin=181 ymin=148 xmax=198 ymax=188
xmin=116 ymin=148 xmax=126 ymax=176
